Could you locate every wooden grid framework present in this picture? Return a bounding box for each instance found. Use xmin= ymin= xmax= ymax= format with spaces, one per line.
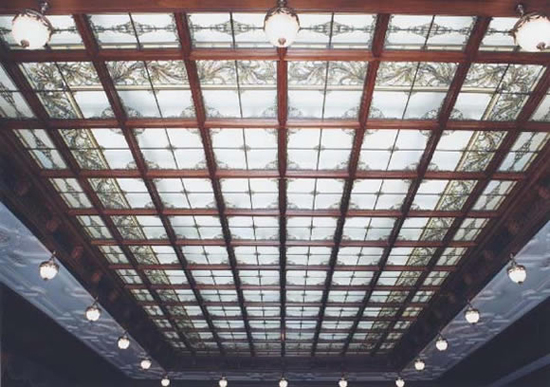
xmin=0 ymin=0 xmax=549 ymax=373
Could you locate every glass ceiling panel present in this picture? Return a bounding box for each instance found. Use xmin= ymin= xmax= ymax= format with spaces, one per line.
xmin=212 ymin=128 xmax=278 ymax=170
xmin=14 ymin=129 xmax=66 ymax=169
xmin=412 ymin=180 xmax=477 ymax=211
xmin=89 ymin=13 xmax=179 ymax=49
xmin=198 ymin=60 xmax=277 ymax=118
xmin=77 ymin=215 xmax=113 ymax=239
xmin=287 ymin=247 xmax=331 ymax=266
xmin=287 ymin=178 xmax=345 ymax=210
xmin=49 ymin=178 xmax=92 ymax=209
xmin=288 ymin=129 xmax=354 ymax=170
xmin=398 ymin=217 xmax=454 ymax=241
xmin=499 ymin=132 xmax=549 ymax=172
xmin=131 ymin=245 xmax=179 ymax=265
xmin=342 ymin=217 xmax=397 ymax=241
xmin=337 ymin=247 xmax=384 ymax=266
xmin=454 ymin=63 xmax=544 ymax=121
xmin=0 ymin=15 xmax=84 ymax=50
xmin=480 ymin=17 xmax=549 ymax=52
xmin=473 ymin=180 xmax=517 ymax=211
xmin=90 ymin=178 xmax=152 ymax=208
xmin=287 ymin=216 xmax=338 ymax=241
xmin=111 ymin=215 xmax=166 ymax=239
xmin=221 ymin=178 xmax=278 ymax=209
xmin=531 ymin=93 xmax=550 ymax=122
xmin=155 ymin=178 xmax=215 ymax=209
xmin=169 ymin=216 xmax=223 ymax=239
xmin=135 ymin=128 xmax=206 ymax=169
xmin=387 ymin=247 xmax=436 ymax=266
xmin=385 ymin=15 xmax=475 ymax=50
xmin=288 ymin=61 xmax=367 ymax=119
xmin=228 ymin=216 xmax=279 ymax=241
xmin=370 ymin=62 xmax=458 ymax=119
xmin=107 ymin=61 xmax=194 ymax=118
xmin=436 ymin=247 xmax=467 ymax=266
xmin=430 ymin=130 xmax=506 ymax=172
xmin=453 ymin=218 xmax=490 ymax=241
xmin=20 ymin=62 xmax=113 ymax=119
xmin=59 ymin=128 xmax=135 ymax=170
xmin=350 ymin=179 xmax=411 ymax=209
xmin=0 ymin=65 xmax=34 ymax=118
xmin=235 ymin=246 xmax=279 ymax=266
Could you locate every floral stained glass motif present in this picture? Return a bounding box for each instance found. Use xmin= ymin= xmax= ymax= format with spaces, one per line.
xmin=155 ymin=178 xmax=216 ymax=209
xmin=430 ymin=130 xmax=506 ymax=172
xmin=221 ymin=178 xmax=278 ymax=209
xmin=20 ymin=62 xmax=113 ymax=119
xmin=288 ymin=129 xmax=354 ymax=170
xmin=385 ymin=15 xmax=476 ymax=50
xmin=59 ymin=128 xmax=135 ymax=170
xmin=197 ymin=60 xmax=277 ymax=118
xmin=0 ymin=65 xmax=34 ymax=118
xmin=89 ymin=178 xmax=152 ymax=209
xmin=370 ymin=62 xmax=458 ymax=119
xmin=398 ymin=217 xmax=454 ymax=241
xmin=107 ymin=61 xmax=194 ymax=118
xmin=412 ymin=180 xmax=478 ymax=211
xmin=473 ymin=181 xmax=516 ymax=210
xmin=49 ymin=178 xmax=92 ymax=209
xmin=187 ymin=13 xmax=376 ymax=49
xmin=89 ymin=13 xmax=179 ymax=49
xmin=13 ymin=129 xmax=66 ymax=169
xmin=349 ymin=179 xmax=411 ymax=210
xmin=453 ymin=63 xmax=545 ymax=121
xmin=288 ymin=61 xmax=367 ymax=119
xmin=0 ymin=15 xmax=84 ymax=50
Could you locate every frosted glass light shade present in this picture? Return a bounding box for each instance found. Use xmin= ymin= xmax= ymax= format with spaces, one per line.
xmin=140 ymin=358 xmax=152 ymax=370
xmin=464 ymin=306 xmax=480 ymax=324
xmin=264 ymin=5 xmax=300 ymax=47
xmin=85 ymin=303 xmax=101 ymax=322
xmin=12 ymin=9 xmax=53 ymax=49
xmin=39 ymin=257 xmax=58 ymax=280
xmin=436 ymin=336 xmax=448 ymax=351
xmin=512 ymin=13 xmax=550 ymax=51
xmin=508 ymin=261 xmax=527 ymax=284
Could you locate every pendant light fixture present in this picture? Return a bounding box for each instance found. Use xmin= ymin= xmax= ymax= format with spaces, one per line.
xmin=39 ymin=251 xmax=59 ymax=281
xmin=435 ymin=334 xmax=449 ymax=351
xmin=464 ymin=302 xmax=480 ymax=325
xmin=140 ymin=357 xmax=152 ymax=370
xmin=12 ymin=1 xmax=54 ymax=49
xmin=279 ymin=376 xmax=288 ymax=387
xmin=117 ymin=332 xmax=130 ymax=350
xmin=264 ymin=0 xmax=300 ymax=47
xmin=161 ymin=376 xmax=170 ymax=387
xmin=511 ymin=4 xmax=550 ymax=52
xmin=414 ymin=358 xmax=426 ymax=371
xmin=507 ymin=254 xmax=527 ymax=284
xmin=85 ymin=299 xmax=101 ymax=322
xmin=219 ymin=376 xmax=228 ymax=387
xmin=395 ymin=376 xmax=405 ymax=387
xmin=338 ymin=376 xmax=348 ymax=387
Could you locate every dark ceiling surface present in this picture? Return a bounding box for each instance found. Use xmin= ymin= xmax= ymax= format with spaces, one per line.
xmin=0 ymin=0 xmax=549 ymax=381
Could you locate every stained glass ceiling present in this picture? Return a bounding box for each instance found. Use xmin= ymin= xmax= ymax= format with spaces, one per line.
xmin=0 ymin=8 xmax=549 ymax=362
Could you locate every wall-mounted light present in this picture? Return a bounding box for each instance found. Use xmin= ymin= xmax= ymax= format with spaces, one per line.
xmin=464 ymin=302 xmax=480 ymax=325
xmin=436 ymin=334 xmax=449 ymax=351
xmin=507 ymin=254 xmax=527 ymax=284
xmin=140 ymin=358 xmax=152 ymax=370
xmin=117 ymin=332 xmax=130 ymax=350
xmin=414 ymin=358 xmax=425 ymax=371
xmin=39 ymin=251 xmax=59 ymax=281
xmin=85 ymin=300 xmax=101 ymax=322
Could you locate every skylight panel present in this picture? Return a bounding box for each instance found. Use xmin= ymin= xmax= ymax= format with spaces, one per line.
xmin=20 ymin=62 xmax=113 ymax=119
xmin=370 ymin=62 xmax=458 ymax=119
xmin=0 ymin=65 xmax=34 ymax=118
xmin=430 ymin=130 xmax=506 ymax=172
xmin=48 ymin=179 xmax=92 ymax=211
xmin=155 ymin=178 xmax=216 ymax=209
xmin=454 ymin=63 xmax=544 ymax=121
xmin=436 ymin=247 xmax=467 ymax=266
xmin=453 ymin=218 xmax=490 ymax=241
xmin=398 ymin=217 xmax=454 ymax=241
xmin=531 ymin=93 xmax=550 ymax=121
xmin=211 ymin=128 xmax=278 ymax=170
xmin=473 ymin=180 xmax=517 ymax=210
xmin=13 ymin=129 xmax=63 ymax=169
xmin=234 ymin=246 xmax=279 ymax=266
xmin=342 ymin=217 xmax=397 ymax=241
xmin=0 ymin=15 xmax=84 ymax=50
xmin=89 ymin=13 xmax=179 ymax=49
xmin=59 ymin=128 xmax=135 ymax=170
xmin=130 ymin=245 xmax=179 ymax=265
xmin=181 ymin=245 xmax=229 ymax=265
xmin=197 ymin=60 xmax=277 ymax=118
xmin=387 ymin=247 xmax=436 ymax=266
xmin=169 ymin=216 xmax=223 ymax=239
xmin=412 ymin=180 xmax=477 ymax=211
xmin=385 ymin=15 xmax=475 ymax=51
xmin=350 ymin=179 xmax=411 ymax=209
xmin=77 ymin=215 xmax=112 ymax=239
xmin=107 ymin=61 xmax=194 ymax=118
xmin=480 ymin=17 xmax=550 ymax=52
xmin=499 ymin=132 xmax=549 ymax=172
xmin=287 ymin=246 xmax=331 ymax=266
xmin=221 ymin=178 xmax=278 ymax=209
xmin=287 ymin=178 xmax=345 ymax=210
xmin=288 ymin=61 xmax=367 ymax=119
xmin=111 ymin=215 xmax=166 ymax=239
xmin=90 ymin=178 xmax=152 ymax=208
xmin=135 ymin=128 xmax=206 ymax=169
xmin=98 ymin=245 xmax=128 ymax=264
xmin=337 ymin=247 xmax=384 ymax=266
xmin=287 ymin=216 xmax=338 ymax=241
xmin=227 ymin=216 xmax=279 ymax=240
xmin=288 ymin=128 xmax=354 ymax=170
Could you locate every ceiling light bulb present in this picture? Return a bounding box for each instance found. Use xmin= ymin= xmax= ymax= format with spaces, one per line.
xmin=140 ymin=358 xmax=152 ymax=370
xmin=395 ymin=377 xmax=405 ymax=387
xmin=219 ymin=377 xmax=228 ymax=387
xmin=414 ymin=359 xmax=425 ymax=371
xmin=12 ymin=2 xmax=54 ymax=49
xmin=511 ymin=5 xmax=550 ymax=52
xmin=464 ymin=305 xmax=480 ymax=325
xmin=264 ymin=0 xmax=300 ymax=47
xmin=161 ymin=376 xmax=170 ymax=387
xmin=507 ymin=258 xmax=527 ymax=284
xmin=279 ymin=377 xmax=288 ymax=387
xmin=436 ymin=336 xmax=448 ymax=351
xmin=339 ymin=377 xmax=348 ymax=387
xmin=117 ymin=333 xmax=130 ymax=349
xmin=39 ymin=254 xmax=59 ymax=280
xmin=85 ymin=301 xmax=101 ymax=322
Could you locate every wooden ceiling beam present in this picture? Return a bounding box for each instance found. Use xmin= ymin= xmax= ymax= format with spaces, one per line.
xmin=1 ymin=0 xmax=548 ymax=17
